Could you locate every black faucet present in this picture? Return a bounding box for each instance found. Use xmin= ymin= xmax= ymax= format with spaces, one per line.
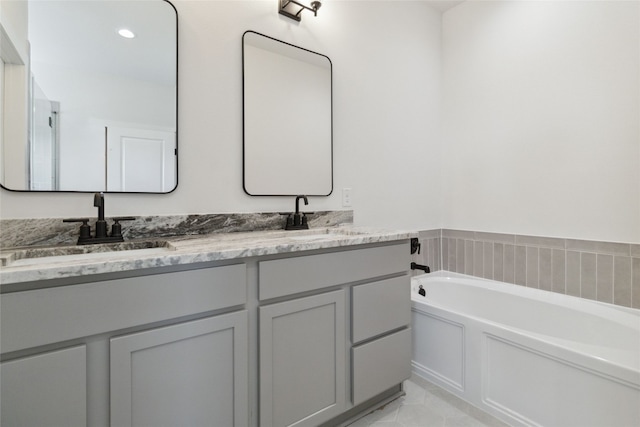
xmin=63 ymin=193 xmax=135 ymax=245
xmin=285 ymin=195 xmax=311 ymax=230
xmin=295 ymin=195 xmax=308 ymax=214
xmin=411 ymin=262 xmax=430 ymax=274
xmin=94 ymin=192 xmax=108 ymax=239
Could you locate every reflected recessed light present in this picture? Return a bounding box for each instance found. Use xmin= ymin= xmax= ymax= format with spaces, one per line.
xmin=118 ymin=28 xmax=135 ymax=39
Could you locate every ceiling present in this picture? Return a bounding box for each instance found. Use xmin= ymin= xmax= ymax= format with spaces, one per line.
xmin=28 ymin=0 xmax=176 ymax=86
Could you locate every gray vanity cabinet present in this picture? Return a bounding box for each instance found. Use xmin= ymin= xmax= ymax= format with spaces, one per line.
xmin=0 ymin=264 xmax=248 ymax=427
xmin=259 ymin=290 xmax=346 ymax=427
xmin=0 ymin=238 xmax=412 ymax=427
xmin=258 ymin=242 xmax=410 ymax=427
xmin=110 ymin=310 xmax=248 ymax=427
xmin=0 ymin=345 xmax=88 ymax=427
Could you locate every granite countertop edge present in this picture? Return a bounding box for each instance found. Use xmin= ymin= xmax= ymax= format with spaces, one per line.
xmin=0 ymin=227 xmax=418 ymax=285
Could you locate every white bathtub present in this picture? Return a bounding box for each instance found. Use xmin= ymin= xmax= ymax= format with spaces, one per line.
xmin=411 ymin=271 xmax=640 ymax=427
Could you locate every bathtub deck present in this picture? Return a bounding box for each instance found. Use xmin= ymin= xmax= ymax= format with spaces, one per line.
xmin=347 ymin=375 xmax=509 ymax=427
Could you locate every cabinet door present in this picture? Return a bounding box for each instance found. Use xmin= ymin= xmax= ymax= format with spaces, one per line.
xmin=260 ymin=290 xmax=346 ymax=427
xmin=110 ymin=311 xmax=248 ymax=427
xmin=1 ymin=345 xmax=87 ymax=427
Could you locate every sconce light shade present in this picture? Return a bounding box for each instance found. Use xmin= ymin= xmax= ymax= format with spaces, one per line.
xmin=279 ymin=0 xmax=321 ymax=21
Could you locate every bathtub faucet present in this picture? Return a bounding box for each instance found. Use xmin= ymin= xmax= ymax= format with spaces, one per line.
xmin=411 ymin=262 xmax=430 ymax=273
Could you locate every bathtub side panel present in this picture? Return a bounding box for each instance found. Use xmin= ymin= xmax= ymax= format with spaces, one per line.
xmin=483 ymin=334 xmax=640 ymax=427
xmin=411 ymin=306 xmax=465 ymax=391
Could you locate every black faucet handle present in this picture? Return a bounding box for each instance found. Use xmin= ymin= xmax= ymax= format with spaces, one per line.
xmin=63 ymin=218 xmax=91 ymax=240
xmin=110 ymin=217 xmax=135 ymax=238
xmin=63 ymin=218 xmax=90 ymax=223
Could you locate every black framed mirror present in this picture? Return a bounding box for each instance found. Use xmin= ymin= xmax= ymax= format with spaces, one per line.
xmin=242 ymin=31 xmax=332 ymax=196
xmin=0 ymin=0 xmax=178 ymax=193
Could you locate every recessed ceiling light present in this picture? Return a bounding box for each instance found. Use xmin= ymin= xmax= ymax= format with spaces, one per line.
xmin=118 ymin=28 xmax=135 ymax=39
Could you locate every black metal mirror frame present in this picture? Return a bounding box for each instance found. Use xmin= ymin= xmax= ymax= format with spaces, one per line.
xmin=0 ymin=0 xmax=179 ymax=194
xmin=242 ymin=30 xmax=333 ymax=197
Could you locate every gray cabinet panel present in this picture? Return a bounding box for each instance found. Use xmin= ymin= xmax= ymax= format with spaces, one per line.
xmin=352 ymin=328 xmax=412 ymax=406
xmin=1 ymin=345 xmax=87 ymax=427
xmin=259 ymin=243 xmax=407 ymax=300
xmin=110 ymin=311 xmax=248 ymax=427
xmin=1 ymin=264 xmax=246 ymax=353
xmin=352 ymin=276 xmax=410 ymax=344
xmin=260 ymin=290 xmax=346 ymax=427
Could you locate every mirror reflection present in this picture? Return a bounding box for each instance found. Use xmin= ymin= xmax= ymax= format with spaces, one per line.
xmin=243 ymin=31 xmax=332 ymax=196
xmin=0 ymin=0 xmax=177 ymax=193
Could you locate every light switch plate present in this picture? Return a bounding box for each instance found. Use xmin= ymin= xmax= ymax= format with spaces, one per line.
xmin=342 ymin=188 xmax=352 ymax=207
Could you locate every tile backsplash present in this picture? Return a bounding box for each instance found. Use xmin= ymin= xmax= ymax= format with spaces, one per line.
xmin=414 ymin=229 xmax=640 ymax=309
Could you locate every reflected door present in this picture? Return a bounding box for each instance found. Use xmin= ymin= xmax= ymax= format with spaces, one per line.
xmin=106 ymin=127 xmax=176 ymax=192
xmin=30 ymin=82 xmax=59 ymax=190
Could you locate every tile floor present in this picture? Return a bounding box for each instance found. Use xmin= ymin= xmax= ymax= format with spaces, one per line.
xmin=348 ymin=375 xmax=510 ymax=427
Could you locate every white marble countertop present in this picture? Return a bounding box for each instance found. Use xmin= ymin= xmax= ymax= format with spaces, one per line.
xmin=0 ymin=227 xmax=417 ymax=286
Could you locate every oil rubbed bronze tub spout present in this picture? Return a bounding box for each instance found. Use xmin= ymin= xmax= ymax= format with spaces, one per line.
xmin=411 ymin=262 xmax=430 ymax=274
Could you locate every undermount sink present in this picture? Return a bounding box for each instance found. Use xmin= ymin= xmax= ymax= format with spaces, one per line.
xmin=288 ymin=233 xmax=344 ymax=241
xmin=1 ymin=240 xmax=175 ymax=267
xmin=284 ymin=228 xmax=363 ymax=241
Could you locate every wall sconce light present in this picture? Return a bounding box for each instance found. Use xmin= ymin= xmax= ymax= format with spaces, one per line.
xmin=279 ymin=0 xmax=321 ymax=21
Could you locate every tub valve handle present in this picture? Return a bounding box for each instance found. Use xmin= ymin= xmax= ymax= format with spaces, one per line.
xmin=418 ymin=285 xmax=426 ymax=297
xmin=410 ymin=238 xmax=421 ymax=254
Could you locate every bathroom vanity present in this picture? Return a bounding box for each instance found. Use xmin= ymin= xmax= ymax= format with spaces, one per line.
xmin=0 ymin=228 xmax=414 ymax=427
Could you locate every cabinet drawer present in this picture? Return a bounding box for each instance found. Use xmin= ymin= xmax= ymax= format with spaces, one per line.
xmin=352 ymin=276 xmax=410 ymax=344
xmin=352 ymin=328 xmax=411 ymax=406
xmin=1 ymin=264 xmax=246 ymax=353
xmin=259 ymin=242 xmax=408 ymax=300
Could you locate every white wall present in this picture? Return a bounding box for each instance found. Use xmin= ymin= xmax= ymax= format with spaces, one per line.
xmin=0 ymin=0 xmax=443 ymax=232
xmin=441 ymin=0 xmax=640 ymax=243
xmin=3 ymin=0 xmax=637 ymax=243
